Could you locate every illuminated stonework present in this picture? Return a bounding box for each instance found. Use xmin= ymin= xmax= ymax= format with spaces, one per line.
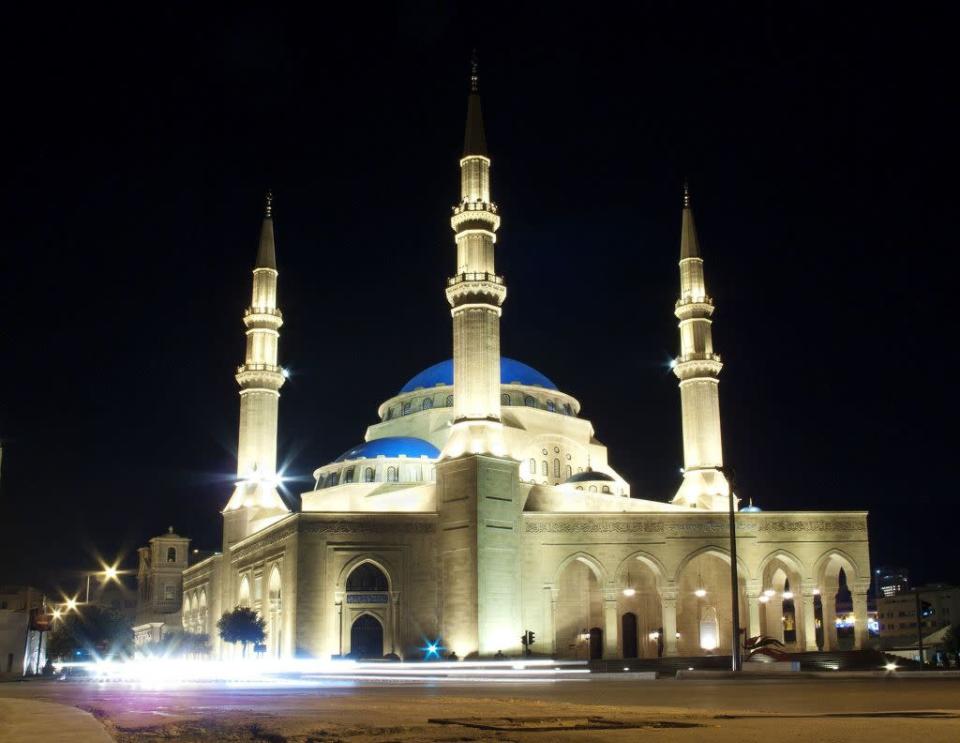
xmin=174 ymin=61 xmax=872 ymax=663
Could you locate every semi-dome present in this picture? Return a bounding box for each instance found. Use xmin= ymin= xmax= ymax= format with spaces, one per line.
xmin=400 ymin=357 xmax=557 ymax=394
xmin=335 ymin=437 xmax=440 ymax=462
xmin=564 ymin=470 xmax=616 ymax=484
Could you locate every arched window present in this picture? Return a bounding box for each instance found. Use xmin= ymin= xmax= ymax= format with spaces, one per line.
xmin=565 ymin=465 xmax=572 ymax=479
xmin=343 ymin=466 xmax=355 ymax=484
xmin=553 ymin=458 xmax=560 ymax=478
xmin=589 ymin=485 xmax=598 ymax=492
xmin=601 ymin=485 xmax=611 ymax=494
xmin=528 ymin=458 xmax=536 ymax=478
xmin=363 ymin=467 xmax=375 ymax=482
xmin=563 ymin=403 xmax=572 ymax=415
xmin=422 ymin=397 xmax=433 ymax=410
xmin=546 ymin=400 xmax=556 ymax=413
xmin=402 ymin=401 xmax=412 ymax=415
xmin=346 ymin=562 xmax=389 ymax=592
xmin=327 ymin=471 xmax=340 ymax=487
xmin=386 ymin=466 xmax=398 ymax=482
xmin=576 ymin=486 xmax=584 ymax=491
xmin=524 ymin=395 xmax=536 ymax=407
xmin=385 ymin=408 xmax=394 ymax=420
xmin=446 ymin=394 xmax=454 ymax=407
xmin=166 ymin=547 xmax=176 ymax=563
xmin=501 ymin=392 xmax=511 ymax=405
xmin=541 ymin=460 xmax=548 ymax=476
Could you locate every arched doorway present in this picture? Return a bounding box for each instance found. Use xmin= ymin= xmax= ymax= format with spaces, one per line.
xmin=589 ymin=627 xmax=603 ymax=660
xmin=676 ymin=550 xmax=746 ymax=656
xmin=350 ymin=614 xmax=384 ymax=658
xmin=621 ymin=613 xmax=638 ymax=659
xmin=554 ymin=556 xmax=604 ymax=659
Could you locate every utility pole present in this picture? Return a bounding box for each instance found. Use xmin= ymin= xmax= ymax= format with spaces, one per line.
xmin=725 ymin=467 xmax=742 ymax=672
xmin=915 ymin=589 xmax=925 ymax=666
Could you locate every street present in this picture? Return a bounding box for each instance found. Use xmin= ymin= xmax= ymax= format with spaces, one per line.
xmin=1 ymin=676 xmax=959 ymax=742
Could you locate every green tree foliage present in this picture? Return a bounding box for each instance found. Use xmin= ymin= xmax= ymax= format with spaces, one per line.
xmin=46 ymin=606 xmax=133 ymax=660
xmin=217 ymin=606 xmax=266 ymax=657
xmin=943 ymin=625 xmax=960 ymax=667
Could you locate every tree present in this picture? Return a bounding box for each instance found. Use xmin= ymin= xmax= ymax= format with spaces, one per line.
xmin=46 ymin=606 xmax=133 ymax=661
xmin=217 ymin=606 xmax=266 ymax=657
xmin=943 ymin=625 xmax=960 ymax=668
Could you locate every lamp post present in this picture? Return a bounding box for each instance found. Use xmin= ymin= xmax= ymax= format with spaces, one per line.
xmin=722 ymin=467 xmax=742 ymax=672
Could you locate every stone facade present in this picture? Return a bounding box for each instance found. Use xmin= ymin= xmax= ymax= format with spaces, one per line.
xmin=175 ymin=62 xmax=871 ymax=662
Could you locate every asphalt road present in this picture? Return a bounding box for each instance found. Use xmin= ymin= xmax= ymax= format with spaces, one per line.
xmin=2 ymin=677 xmax=959 ymax=742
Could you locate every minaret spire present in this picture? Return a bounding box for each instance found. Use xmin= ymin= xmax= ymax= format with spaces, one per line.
xmin=442 ymin=53 xmax=505 ymax=457
xmin=463 ymin=51 xmax=488 ymax=158
xmin=672 ymin=182 xmax=729 ymax=510
xmin=224 ymin=191 xmax=289 ymax=538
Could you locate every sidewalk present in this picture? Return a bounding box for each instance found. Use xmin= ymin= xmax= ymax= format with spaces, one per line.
xmin=0 ymin=697 xmax=113 ymax=743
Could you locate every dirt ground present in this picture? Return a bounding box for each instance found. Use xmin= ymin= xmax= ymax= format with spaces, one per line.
xmin=4 ymin=678 xmax=960 ymax=742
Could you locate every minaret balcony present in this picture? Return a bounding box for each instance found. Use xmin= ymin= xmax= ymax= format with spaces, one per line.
xmin=674 ymin=296 xmax=714 ymax=319
xmin=450 ymin=203 xmax=500 ymax=232
xmin=235 ymin=363 xmax=285 ymax=390
xmin=243 ymin=307 xmax=284 ymax=329
xmin=445 ymin=272 xmax=507 ymax=308
xmin=673 ymin=353 xmax=723 ymax=381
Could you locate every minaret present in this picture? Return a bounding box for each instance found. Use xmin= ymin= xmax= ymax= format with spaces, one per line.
xmin=223 ymin=191 xmax=289 ymax=541
xmin=672 ymin=183 xmax=730 ymax=510
xmin=442 ymin=53 xmax=507 ymax=457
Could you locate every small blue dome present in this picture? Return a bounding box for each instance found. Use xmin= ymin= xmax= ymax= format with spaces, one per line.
xmin=400 ymin=357 xmax=557 ymax=393
xmin=335 ymin=437 xmax=440 ymax=462
xmin=740 ymin=503 xmax=762 ymax=513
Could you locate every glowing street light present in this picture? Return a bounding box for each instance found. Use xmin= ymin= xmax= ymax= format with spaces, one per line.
xmin=64 ymin=597 xmax=78 ymax=612
xmin=52 ymin=608 xmax=62 ymax=620
xmin=694 ymin=588 xmax=707 ymax=598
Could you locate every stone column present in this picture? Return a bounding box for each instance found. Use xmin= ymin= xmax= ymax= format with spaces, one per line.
xmin=801 ymin=582 xmax=819 ymax=652
xmin=603 ymin=590 xmax=619 ymax=659
xmin=746 ymin=583 xmax=762 ymax=640
xmin=822 ymin=580 xmax=839 ymax=651
xmin=544 ymin=586 xmax=558 ymax=656
xmin=390 ymin=591 xmax=401 ymax=655
xmin=852 ymin=583 xmax=870 ymax=650
xmin=660 ymin=588 xmax=679 ymax=657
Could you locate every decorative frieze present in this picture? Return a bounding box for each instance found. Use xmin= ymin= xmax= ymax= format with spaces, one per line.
xmin=302 ymin=520 xmax=435 ymax=535
xmin=524 ymin=515 xmax=866 ymax=537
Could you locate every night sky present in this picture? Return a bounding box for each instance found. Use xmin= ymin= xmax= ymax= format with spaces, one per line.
xmin=1 ymin=4 xmax=955 ymax=590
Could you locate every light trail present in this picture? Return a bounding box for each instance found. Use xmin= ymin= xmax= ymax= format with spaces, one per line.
xmin=53 ymin=657 xmax=590 ymax=689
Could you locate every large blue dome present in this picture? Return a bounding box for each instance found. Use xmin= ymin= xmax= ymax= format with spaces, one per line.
xmin=335 ymin=436 xmax=441 ymax=462
xmin=400 ymin=357 xmax=557 ymax=394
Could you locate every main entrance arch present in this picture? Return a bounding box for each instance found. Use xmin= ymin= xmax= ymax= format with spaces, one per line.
xmin=350 ymin=614 xmax=384 ymax=658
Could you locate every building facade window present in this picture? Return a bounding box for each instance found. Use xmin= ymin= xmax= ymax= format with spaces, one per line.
xmin=563 ymin=403 xmax=573 ymax=415
xmin=343 ymin=467 xmax=355 ymax=484
xmin=524 ymin=395 xmax=536 ymax=407
xmin=565 ymin=465 xmax=572 ymax=479
xmin=553 ymin=458 xmax=560 ymax=478
xmin=166 ymin=547 xmax=176 ymax=563
xmin=528 ymin=458 xmax=536 ymax=478
xmin=446 ymin=394 xmax=454 ymax=407
xmin=402 ymin=401 xmax=412 ymax=415
xmin=601 ymin=485 xmax=611 ymax=494
xmin=541 ymin=460 xmax=548 ymax=476
xmin=546 ymin=400 xmax=556 ymax=413
xmin=364 ymin=467 xmax=375 ymax=482
xmin=386 ymin=466 xmax=398 ymax=482
xmin=501 ymin=392 xmax=511 ymax=405
xmin=422 ymin=397 xmax=433 ymax=410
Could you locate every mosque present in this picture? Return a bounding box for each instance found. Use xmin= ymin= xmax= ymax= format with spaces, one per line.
xmin=170 ymin=63 xmax=871 ymax=661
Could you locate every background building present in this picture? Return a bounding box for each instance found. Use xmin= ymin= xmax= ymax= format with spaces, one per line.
xmin=878 ymin=584 xmax=958 ymax=663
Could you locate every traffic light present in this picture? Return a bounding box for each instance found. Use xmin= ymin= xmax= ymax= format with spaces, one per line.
xmin=527 ymin=630 xmax=535 ymax=646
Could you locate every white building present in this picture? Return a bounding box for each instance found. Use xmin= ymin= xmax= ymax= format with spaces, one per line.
xmin=176 ymin=61 xmax=872 ymax=661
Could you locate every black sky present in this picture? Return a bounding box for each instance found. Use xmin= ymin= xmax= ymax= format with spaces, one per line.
xmin=1 ymin=3 xmax=956 ymax=590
